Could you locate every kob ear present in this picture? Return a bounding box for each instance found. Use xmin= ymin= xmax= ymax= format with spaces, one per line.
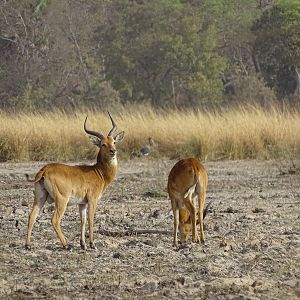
xmin=89 ymin=136 xmax=102 ymax=147
xmin=114 ymin=131 xmax=125 ymax=144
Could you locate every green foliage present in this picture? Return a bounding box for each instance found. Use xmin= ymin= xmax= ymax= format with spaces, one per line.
xmin=204 ymin=0 xmax=258 ymax=27
xmin=1 ymin=0 xmax=300 ymax=110
xmin=96 ymin=0 xmax=226 ymax=106
xmin=277 ymin=0 xmax=300 ymax=16
xmin=12 ymin=84 xmax=49 ymax=111
xmin=34 ymin=0 xmax=48 ymax=14
xmin=78 ymin=79 xmax=120 ymax=109
xmin=252 ymin=2 xmax=300 ymax=97
xmin=202 ymin=0 xmax=266 ymax=104
xmin=228 ymin=75 xmax=277 ymax=105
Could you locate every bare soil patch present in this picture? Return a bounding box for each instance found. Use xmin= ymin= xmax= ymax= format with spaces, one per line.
xmin=0 ymin=158 xmax=299 ymax=299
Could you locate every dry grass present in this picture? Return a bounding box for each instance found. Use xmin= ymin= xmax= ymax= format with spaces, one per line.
xmin=0 ymin=105 xmax=299 ymax=161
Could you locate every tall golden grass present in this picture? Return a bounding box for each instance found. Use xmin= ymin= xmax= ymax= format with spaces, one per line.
xmin=0 ymin=105 xmax=299 ymax=161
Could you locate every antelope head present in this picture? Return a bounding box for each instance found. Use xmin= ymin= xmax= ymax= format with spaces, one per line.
xmin=179 ymin=208 xmax=193 ymax=242
xmin=84 ymin=111 xmax=125 ymax=164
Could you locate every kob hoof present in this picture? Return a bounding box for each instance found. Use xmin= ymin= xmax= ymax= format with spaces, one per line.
xmin=90 ymin=242 xmax=97 ymax=250
xmin=63 ymin=244 xmax=73 ymax=251
xmin=80 ymin=240 xmax=87 ymax=251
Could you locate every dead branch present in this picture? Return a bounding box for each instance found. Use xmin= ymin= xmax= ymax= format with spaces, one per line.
xmin=295 ymin=67 xmax=300 ymax=94
xmin=64 ymin=2 xmax=90 ymax=88
xmin=275 ymin=202 xmax=300 ymax=205
xmin=18 ymin=12 xmax=28 ymax=38
xmin=99 ymin=228 xmax=172 ymax=237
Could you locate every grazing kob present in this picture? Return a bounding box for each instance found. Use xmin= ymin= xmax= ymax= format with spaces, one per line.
xmin=167 ymin=158 xmax=208 ymax=247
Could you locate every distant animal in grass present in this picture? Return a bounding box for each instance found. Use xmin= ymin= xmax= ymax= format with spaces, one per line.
xmin=131 ymin=137 xmax=156 ymax=158
xmin=140 ymin=137 xmax=155 ymax=156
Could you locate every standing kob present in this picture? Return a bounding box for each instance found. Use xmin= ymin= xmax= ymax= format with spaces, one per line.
xmin=25 ymin=112 xmax=125 ymax=250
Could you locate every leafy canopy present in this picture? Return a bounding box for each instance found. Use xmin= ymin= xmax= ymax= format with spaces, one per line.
xmin=96 ymin=0 xmax=226 ymax=106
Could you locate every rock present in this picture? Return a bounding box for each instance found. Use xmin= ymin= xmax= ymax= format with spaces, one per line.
xmin=243 ymin=252 xmax=257 ymax=261
xmin=283 ymin=279 xmax=299 ymax=288
xmin=113 ymin=252 xmax=124 ymax=259
xmin=124 ymin=240 xmax=138 ymax=247
xmin=178 ymin=243 xmax=192 ymax=255
xmin=205 ymin=277 xmax=254 ymax=293
xmin=249 ymin=239 xmax=261 ymax=250
xmin=251 ymin=280 xmax=263 ymax=288
xmin=192 ymin=250 xmax=207 ymax=260
xmin=252 ymin=207 xmax=265 ymax=213
xmin=213 ymin=223 xmax=220 ymax=232
xmin=151 ymin=209 xmax=161 ymax=219
xmin=14 ymin=208 xmax=25 ymax=215
xmin=229 ymin=295 xmax=252 ymax=300
xmin=260 ymin=239 xmax=271 ymax=248
xmin=224 ymin=207 xmax=236 ymax=213
xmin=139 ymin=281 xmax=157 ymax=293
xmin=244 ymin=214 xmax=256 ymax=220
xmin=21 ymin=200 xmax=28 ymax=206
xmin=143 ymin=239 xmax=157 ymax=247
xmin=219 ymin=240 xmax=235 ymax=251
xmin=176 ymin=276 xmax=185 ymax=285
xmin=83 ymin=284 xmax=94 ymax=290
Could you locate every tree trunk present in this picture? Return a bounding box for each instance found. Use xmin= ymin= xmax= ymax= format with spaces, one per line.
xmin=295 ymin=67 xmax=300 ymax=94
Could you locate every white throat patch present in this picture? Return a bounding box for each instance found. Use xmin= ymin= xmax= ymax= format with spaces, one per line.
xmin=110 ymin=156 xmax=117 ymax=166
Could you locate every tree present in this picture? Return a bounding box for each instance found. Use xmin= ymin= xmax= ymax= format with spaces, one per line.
xmin=252 ymin=0 xmax=300 ymax=97
xmin=202 ymin=0 xmax=270 ymax=101
xmin=95 ymin=0 xmax=226 ymax=107
xmin=0 ymin=0 xmax=118 ymax=111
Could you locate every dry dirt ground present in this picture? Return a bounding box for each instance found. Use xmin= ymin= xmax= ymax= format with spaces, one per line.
xmin=0 ymin=158 xmax=299 ymax=300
